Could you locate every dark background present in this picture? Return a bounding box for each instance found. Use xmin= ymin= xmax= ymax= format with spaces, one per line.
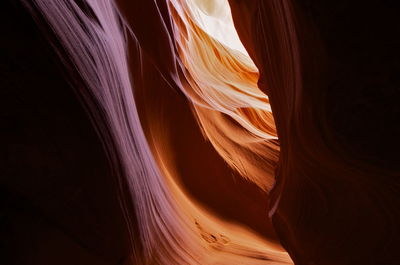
xmin=0 ymin=1 xmax=130 ymax=264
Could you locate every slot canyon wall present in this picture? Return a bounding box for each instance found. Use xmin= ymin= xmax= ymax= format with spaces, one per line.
xmin=1 ymin=0 xmax=399 ymax=265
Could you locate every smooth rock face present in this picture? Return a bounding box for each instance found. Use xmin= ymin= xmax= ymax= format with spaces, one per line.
xmin=227 ymin=0 xmax=400 ymax=264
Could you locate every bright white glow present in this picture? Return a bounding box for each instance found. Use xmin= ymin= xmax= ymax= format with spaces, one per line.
xmin=188 ymin=0 xmax=249 ymax=55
